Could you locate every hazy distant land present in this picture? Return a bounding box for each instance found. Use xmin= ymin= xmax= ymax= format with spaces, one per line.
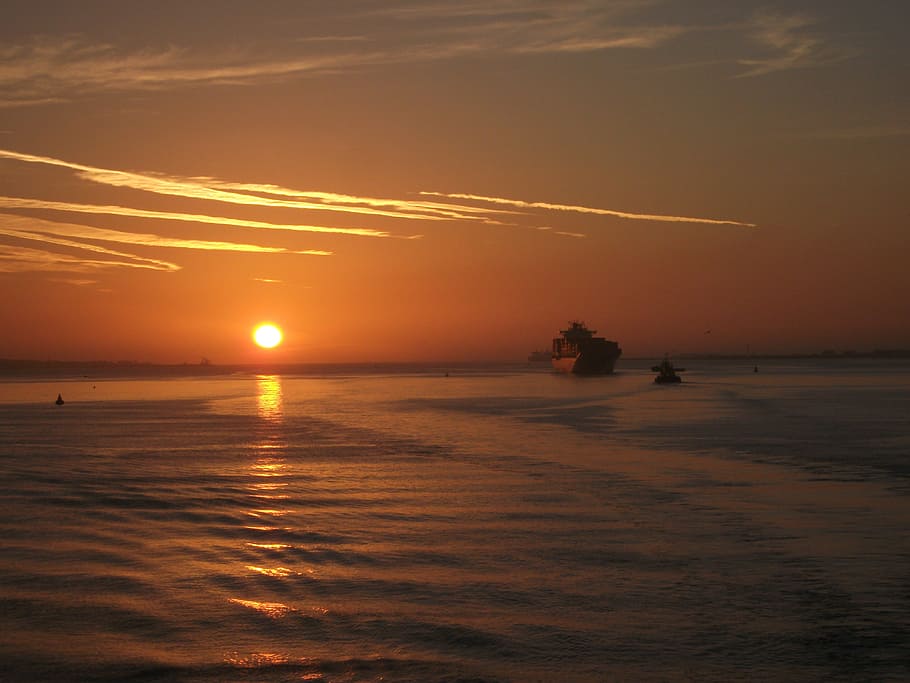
xmin=1 ymin=348 xmax=908 ymax=379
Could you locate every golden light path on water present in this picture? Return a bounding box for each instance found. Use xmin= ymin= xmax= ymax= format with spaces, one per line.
xmin=226 ymin=375 xmax=334 ymax=673
xmin=231 ymin=376 xmax=294 ymax=632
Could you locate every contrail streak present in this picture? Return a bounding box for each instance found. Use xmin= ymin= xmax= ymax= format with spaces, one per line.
xmin=0 ymin=243 xmax=176 ymax=273
xmin=419 ymin=191 xmax=757 ymax=228
xmin=0 ymin=212 xmax=330 ymax=255
xmin=0 ymin=148 xmax=504 ymax=223
xmin=0 ymin=228 xmax=179 ymax=271
xmin=0 ymin=196 xmax=388 ymax=237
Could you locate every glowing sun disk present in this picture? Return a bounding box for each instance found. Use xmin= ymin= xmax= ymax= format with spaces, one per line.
xmin=253 ymin=324 xmax=283 ymax=349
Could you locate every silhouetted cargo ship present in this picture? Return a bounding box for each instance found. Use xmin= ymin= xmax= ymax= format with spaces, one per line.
xmin=551 ymin=321 xmax=622 ymax=375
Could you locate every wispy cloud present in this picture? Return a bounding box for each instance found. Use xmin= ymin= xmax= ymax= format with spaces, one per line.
xmin=207 ymin=183 xmax=510 ymax=221
xmin=0 ymin=195 xmax=385 ymax=239
xmin=21 ymin=141 xmax=747 ymax=231
xmin=0 ymin=142 xmax=755 ymax=278
xmin=536 ymin=226 xmax=586 ymax=238
xmin=421 ymin=192 xmax=756 ymax=228
xmin=737 ymin=11 xmax=853 ymax=78
xmin=0 ymin=212 xmax=326 ymax=256
xmin=380 ymin=1 xmax=685 ymax=54
xmin=0 ymin=238 xmax=177 ymax=273
xmin=0 ymin=208 xmax=335 ymax=274
xmin=50 ymin=277 xmax=99 ymax=287
xmin=0 ymin=244 xmax=117 ymax=273
xmin=0 ymin=148 xmax=501 ymax=224
xmin=513 ymin=27 xmax=684 ymax=53
xmin=0 ymin=36 xmax=373 ymax=108
xmin=0 ymin=4 xmax=689 ymax=107
xmin=0 ymin=5 xmax=855 ymax=106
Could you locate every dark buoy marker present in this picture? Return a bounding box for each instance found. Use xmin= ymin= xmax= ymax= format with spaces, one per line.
xmin=55 ymin=393 xmax=64 ymax=405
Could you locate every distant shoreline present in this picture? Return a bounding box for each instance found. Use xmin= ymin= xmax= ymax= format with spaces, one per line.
xmin=674 ymin=349 xmax=910 ymax=360
xmin=1 ymin=350 xmax=908 ymax=379
xmin=0 ymin=359 xmax=517 ymax=379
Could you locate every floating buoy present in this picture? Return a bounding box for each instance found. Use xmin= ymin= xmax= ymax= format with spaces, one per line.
xmin=55 ymin=393 xmax=64 ymax=405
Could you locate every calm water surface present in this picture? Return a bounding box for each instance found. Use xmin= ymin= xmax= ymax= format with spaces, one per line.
xmin=0 ymin=360 xmax=908 ymax=681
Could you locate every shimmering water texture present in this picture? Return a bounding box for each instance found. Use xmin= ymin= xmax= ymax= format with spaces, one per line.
xmin=0 ymin=362 xmax=908 ymax=681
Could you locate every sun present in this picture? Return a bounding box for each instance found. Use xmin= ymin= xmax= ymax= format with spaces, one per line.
xmin=253 ymin=323 xmax=283 ymax=349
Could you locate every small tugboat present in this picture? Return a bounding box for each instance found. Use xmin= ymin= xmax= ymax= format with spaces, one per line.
xmin=652 ymin=356 xmax=684 ymax=384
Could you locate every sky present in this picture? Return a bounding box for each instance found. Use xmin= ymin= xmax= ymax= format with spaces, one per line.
xmin=0 ymin=0 xmax=907 ymax=363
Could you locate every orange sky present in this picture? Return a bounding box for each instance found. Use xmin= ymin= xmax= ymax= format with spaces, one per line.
xmin=1 ymin=2 xmax=908 ymax=363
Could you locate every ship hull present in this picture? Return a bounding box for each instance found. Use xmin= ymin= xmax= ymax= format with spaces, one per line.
xmin=551 ymin=356 xmax=577 ymax=373
xmin=552 ymin=349 xmax=620 ymax=375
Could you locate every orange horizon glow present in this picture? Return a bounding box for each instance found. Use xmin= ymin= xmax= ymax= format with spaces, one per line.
xmin=0 ymin=5 xmax=907 ymax=363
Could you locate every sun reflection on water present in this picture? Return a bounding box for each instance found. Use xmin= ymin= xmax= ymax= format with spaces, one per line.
xmin=251 ymin=481 xmax=287 ymax=489
xmin=245 ymin=542 xmax=291 ymax=550
xmin=225 ymin=651 xmax=290 ymax=667
xmin=256 ymin=508 xmax=290 ymax=515
xmin=234 ymin=373 xmax=311 ymax=616
xmin=246 ymin=508 xmax=292 ymax=517
xmin=228 ymin=597 xmax=294 ymax=618
xmin=256 ymin=375 xmax=283 ymax=422
xmin=245 ymin=565 xmax=295 ymax=577
xmin=250 ymin=461 xmax=286 ymax=475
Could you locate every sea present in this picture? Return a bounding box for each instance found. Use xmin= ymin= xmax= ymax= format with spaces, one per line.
xmin=0 ymin=359 xmax=907 ymax=682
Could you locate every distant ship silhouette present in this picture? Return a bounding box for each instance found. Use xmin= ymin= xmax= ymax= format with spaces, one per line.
xmin=652 ymin=356 xmax=684 ymax=384
xmin=55 ymin=393 xmax=64 ymax=405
